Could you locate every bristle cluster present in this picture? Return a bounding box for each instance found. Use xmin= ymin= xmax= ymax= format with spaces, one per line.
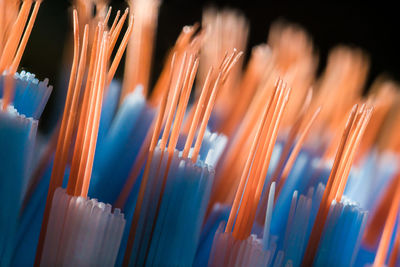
xmin=34 ymin=8 xmax=133 ymax=266
xmin=0 ymin=0 xmax=41 ymax=110
xmin=3 ymin=2 xmax=400 ymax=267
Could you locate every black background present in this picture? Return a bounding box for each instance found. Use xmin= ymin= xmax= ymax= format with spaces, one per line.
xmin=19 ymin=0 xmax=400 ymax=132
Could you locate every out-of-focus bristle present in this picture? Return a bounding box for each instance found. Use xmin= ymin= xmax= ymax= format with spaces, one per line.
xmin=121 ymin=0 xmax=160 ymax=100
xmin=268 ymin=22 xmax=317 ymax=128
xmin=372 ymin=173 xmax=400 ymax=267
xmin=149 ymin=25 xmax=202 ymax=107
xmin=198 ymin=8 xmax=248 ymax=127
xmin=363 ymin=175 xmax=399 ymax=247
xmin=310 ymin=47 xmax=369 ymax=139
xmin=355 ymin=79 xmax=397 ymax=161
xmin=388 ymin=221 xmax=400 ymax=267
xmin=276 ymin=106 xmax=321 ymax=198
xmin=219 ymin=45 xmax=271 ymax=135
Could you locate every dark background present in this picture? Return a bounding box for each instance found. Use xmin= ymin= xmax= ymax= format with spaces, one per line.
xmin=20 ymin=0 xmax=399 ymax=132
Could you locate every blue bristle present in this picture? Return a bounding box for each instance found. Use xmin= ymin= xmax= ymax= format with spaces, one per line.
xmin=90 ymin=85 xmax=155 ymax=204
xmin=0 ymin=72 xmax=53 ymax=120
xmin=0 ymin=106 xmax=37 ymax=265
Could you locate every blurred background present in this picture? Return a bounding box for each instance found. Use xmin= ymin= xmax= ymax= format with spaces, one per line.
xmin=20 ymin=0 xmax=399 ymax=132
